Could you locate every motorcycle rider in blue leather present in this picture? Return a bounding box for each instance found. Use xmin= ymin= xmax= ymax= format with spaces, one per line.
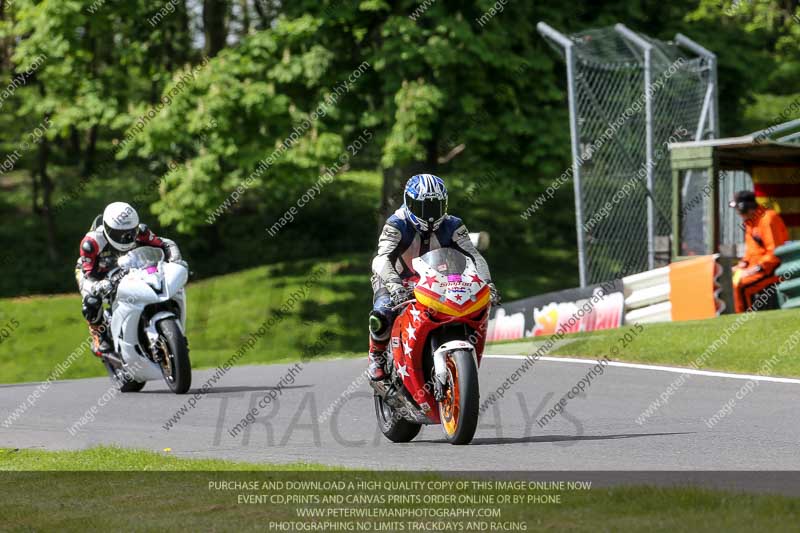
xmin=367 ymin=174 xmax=499 ymax=380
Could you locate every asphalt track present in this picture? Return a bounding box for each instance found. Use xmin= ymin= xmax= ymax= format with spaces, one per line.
xmin=2 ymin=355 xmax=800 ymax=472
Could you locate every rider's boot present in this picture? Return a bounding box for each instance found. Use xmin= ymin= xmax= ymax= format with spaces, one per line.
xmin=367 ymin=338 xmax=388 ymax=381
xmin=89 ymin=323 xmax=113 ymax=356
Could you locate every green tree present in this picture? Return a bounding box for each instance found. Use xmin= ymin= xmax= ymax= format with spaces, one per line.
xmin=6 ymin=0 xmax=197 ymax=259
xmin=688 ymin=0 xmax=800 ymax=135
xmin=123 ymin=15 xmax=345 ymax=232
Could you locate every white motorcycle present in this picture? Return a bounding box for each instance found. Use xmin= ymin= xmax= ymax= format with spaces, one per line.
xmin=101 ymin=247 xmax=191 ymax=394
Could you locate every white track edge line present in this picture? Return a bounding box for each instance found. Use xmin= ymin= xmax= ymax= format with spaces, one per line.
xmin=484 ymin=354 xmax=800 ymax=385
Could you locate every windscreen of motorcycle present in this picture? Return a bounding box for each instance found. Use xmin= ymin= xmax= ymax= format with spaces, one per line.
xmin=412 ymin=249 xmax=489 ymax=317
xmin=118 ymin=247 xmax=165 ymax=270
xmin=418 ymin=248 xmax=468 ymax=276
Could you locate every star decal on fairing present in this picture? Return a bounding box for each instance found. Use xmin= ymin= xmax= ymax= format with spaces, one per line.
xmin=396 ymin=364 xmax=410 ymax=379
xmin=402 ymin=340 xmax=412 ymax=355
xmin=423 ymin=275 xmax=438 ymax=288
xmin=405 ymin=324 xmax=417 ymax=340
xmin=470 ymin=274 xmax=482 ymax=284
xmin=409 ymin=308 xmax=422 ymax=322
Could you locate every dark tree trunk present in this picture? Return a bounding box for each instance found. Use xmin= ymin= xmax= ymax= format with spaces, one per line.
xmin=38 ymin=114 xmax=58 ymax=262
xmin=31 ymin=165 xmax=40 ymax=214
xmin=163 ymin=28 xmax=174 ymax=76
xmin=82 ymin=124 xmax=98 ymax=177
xmin=252 ymin=0 xmax=267 ymax=29
xmin=252 ymin=0 xmax=279 ymax=30
xmin=69 ymin=125 xmax=81 ymax=156
xmin=0 ymin=0 xmax=8 ymax=71
xmin=203 ymin=0 xmax=228 ymax=57
xmin=176 ymin=0 xmax=191 ymax=64
xmin=149 ymin=78 xmax=159 ymax=104
xmin=239 ymin=0 xmax=250 ymax=38
xmin=380 ymin=161 xmax=429 ymax=222
xmin=380 ymin=166 xmax=404 ymax=222
xmin=380 ymin=137 xmax=439 ymax=223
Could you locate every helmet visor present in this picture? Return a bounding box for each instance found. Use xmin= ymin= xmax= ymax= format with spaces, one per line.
xmin=406 ymin=193 xmax=446 ymax=224
xmin=105 ymin=224 xmax=139 ymax=246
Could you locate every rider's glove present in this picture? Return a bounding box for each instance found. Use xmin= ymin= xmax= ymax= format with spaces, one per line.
xmin=390 ymin=286 xmax=413 ymax=306
xmin=488 ymin=283 xmax=501 ymax=306
xmin=92 ymin=279 xmax=114 ymax=298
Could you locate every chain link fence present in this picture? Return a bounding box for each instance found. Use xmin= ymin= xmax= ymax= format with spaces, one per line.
xmin=539 ymin=24 xmax=717 ymax=285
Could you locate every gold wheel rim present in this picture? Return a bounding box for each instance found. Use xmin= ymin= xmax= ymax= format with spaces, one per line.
xmin=157 ymin=337 xmax=173 ymax=381
xmin=440 ymin=356 xmax=460 ymax=436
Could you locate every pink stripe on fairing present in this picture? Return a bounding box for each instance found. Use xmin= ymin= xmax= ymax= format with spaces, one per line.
xmin=146 ymin=266 xmax=158 ymax=274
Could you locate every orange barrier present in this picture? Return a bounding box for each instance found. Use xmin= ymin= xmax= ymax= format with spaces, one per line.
xmin=669 ymin=255 xmax=724 ymax=321
xmin=622 ymin=255 xmax=724 ymax=323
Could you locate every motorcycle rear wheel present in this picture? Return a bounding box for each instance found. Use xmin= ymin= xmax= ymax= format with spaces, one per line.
xmin=438 ymin=350 xmax=479 ymax=445
xmin=156 ymin=318 xmax=192 ymax=394
xmin=374 ymin=393 xmax=421 ymax=443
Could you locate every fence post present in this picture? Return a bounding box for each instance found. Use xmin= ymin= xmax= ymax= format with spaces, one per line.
xmin=616 ymin=24 xmax=655 ymax=270
xmin=675 ymin=33 xmax=719 ymax=139
xmin=537 ymin=22 xmax=588 ymax=287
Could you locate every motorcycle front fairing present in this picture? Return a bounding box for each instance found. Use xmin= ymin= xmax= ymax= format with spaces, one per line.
xmin=389 ymin=249 xmax=490 ymax=424
xmin=389 ymin=300 xmax=448 ymax=424
xmin=110 ymin=252 xmax=189 ymax=382
xmin=111 ymin=275 xmax=165 ymax=382
xmin=160 ymin=261 xmax=188 ymax=331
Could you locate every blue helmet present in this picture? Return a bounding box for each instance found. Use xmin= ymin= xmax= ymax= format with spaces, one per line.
xmin=403 ymin=174 xmax=448 ymax=232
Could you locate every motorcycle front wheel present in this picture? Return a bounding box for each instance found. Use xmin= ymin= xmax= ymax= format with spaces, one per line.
xmin=374 ymin=393 xmax=421 ymax=443
xmin=155 ymin=318 xmax=192 ymax=394
xmin=438 ymin=350 xmax=480 ymax=445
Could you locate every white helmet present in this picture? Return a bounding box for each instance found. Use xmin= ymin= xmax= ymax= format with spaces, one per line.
xmin=102 ymin=202 xmax=140 ymax=252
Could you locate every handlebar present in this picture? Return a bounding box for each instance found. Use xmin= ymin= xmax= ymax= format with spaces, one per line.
xmin=391 ymin=298 xmax=417 ymax=311
xmin=105 ymin=267 xmax=128 ymax=286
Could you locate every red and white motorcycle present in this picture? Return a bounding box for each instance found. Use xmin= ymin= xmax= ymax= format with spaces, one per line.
xmin=370 ymin=248 xmax=490 ymax=445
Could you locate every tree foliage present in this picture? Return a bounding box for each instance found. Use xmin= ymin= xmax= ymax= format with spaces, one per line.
xmin=2 ymin=0 xmax=800 ymax=297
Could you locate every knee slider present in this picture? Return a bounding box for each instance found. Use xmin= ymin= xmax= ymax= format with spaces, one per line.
xmin=82 ymin=295 xmax=103 ymax=323
xmin=369 ymin=309 xmax=391 ymax=340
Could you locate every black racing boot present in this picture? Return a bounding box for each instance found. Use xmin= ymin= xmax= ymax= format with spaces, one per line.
xmin=367 ymin=338 xmax=388 ymax=381
xmin=89 ymin=324 xmax=113 ymax=356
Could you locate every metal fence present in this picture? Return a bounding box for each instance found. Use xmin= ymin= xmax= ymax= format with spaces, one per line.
xmin=538 ymin=23 xmax=718 ymax=286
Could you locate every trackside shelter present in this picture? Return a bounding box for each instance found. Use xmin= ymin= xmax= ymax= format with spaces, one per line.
xmin=670 ymin=135 xmax=800 ymax=259
xmin=669 ymin=130 xmax=800 ymax=311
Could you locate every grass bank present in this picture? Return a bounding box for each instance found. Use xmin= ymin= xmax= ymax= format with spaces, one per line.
xmin=490 ymin=308 xmax=800 ymax=377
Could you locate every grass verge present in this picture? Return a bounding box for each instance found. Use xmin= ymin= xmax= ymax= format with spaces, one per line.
xmin=0 ymin=446 xmax=329 ymax=471
xmin=489 ymin=308 xmax=800 ymax=377
xmin=1 ymin=447 xmax=799 ymax=532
